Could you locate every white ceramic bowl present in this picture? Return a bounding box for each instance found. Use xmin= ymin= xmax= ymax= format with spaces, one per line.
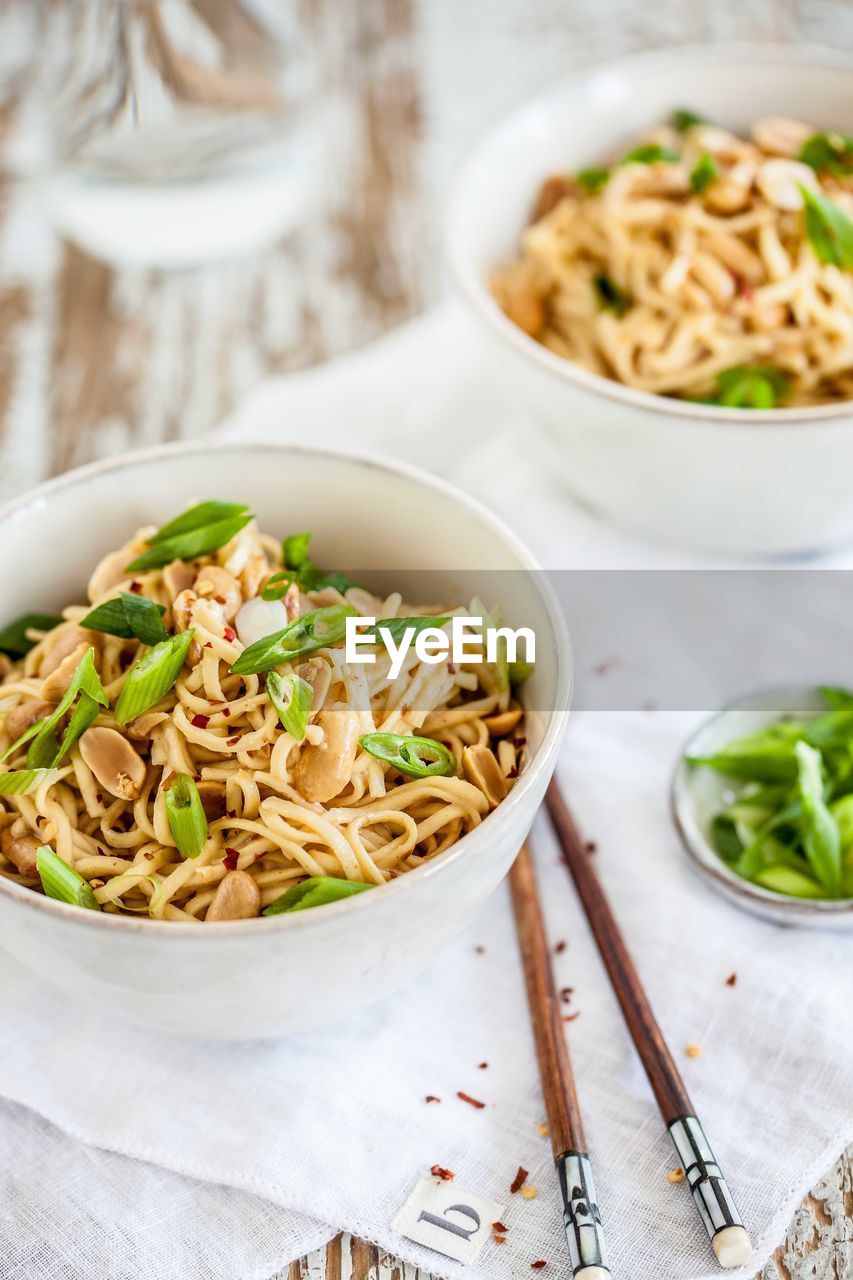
xmin=0 ymin=443 xmax=570 ymax=1038
xmin=672 ymin=686 xmax=853 ymax=928
xmin=447 ymin=45 xmax=853 ymax=557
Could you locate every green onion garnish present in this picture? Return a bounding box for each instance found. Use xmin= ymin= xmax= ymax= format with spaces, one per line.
xmin=359 ymin=616 xmax=451 ymax=646
xmin=114 ymin=629 xmax=195 ymax=724
xmin=283 ymin=531 xmax=313 ymax=571
xmin=509 ymin=659 xmax=534 ymax=686
xmin=712 ymin=364 xmax=791 ymax=410
xmin=0 ymin=769 xmax=61 ymax=795
xmin=799 ymin=185 xmax=853 ymax=270
xmin=26 ymin=648 xmax=108 ymax=769
xmin=671 ymin=107 xmax=706 ymax=133
xmin=125 ymin=502 xmax=253 ymax=572
xmin=576 ymin=167 xmax=610 ymax=194
xmin=0 ymin=613 xmax=63 ymax=659
xmin=266 ymin=671 xmax=312 ymax=741
xmin=593 ymin=272 xmax=631 ymax=316
xmin=231 ymin=605 xmax=356 ymax=676
xmin=795 ymin=741 xmax=842 ymax=896
xmin=619 ymin=143 xmax=679 ymax=166
xmin=799 ymin=132 xmax=853 ymax=176
xmin=262 ymin=531 xmax=363 ymax=599
xmin=263 ymin=875 xmax=374 ymax=915
xmin=690 ymin=153 xmax=717 ymax=194
xmin=358 ymin=732 xmax=457 ymax=779
xmin=81 ymin=592 xmax=168 ymax=646
xmin=164 ymin=773 xmax=208 ymax=859
xmin=54 ymin=693 xmax=102 ymax=766
xmin=37 ymin=846 xmax=100 ymax=910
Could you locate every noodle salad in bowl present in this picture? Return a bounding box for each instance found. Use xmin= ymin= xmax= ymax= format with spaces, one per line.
xmin=0 ymin=502 xmax=529 ymax=924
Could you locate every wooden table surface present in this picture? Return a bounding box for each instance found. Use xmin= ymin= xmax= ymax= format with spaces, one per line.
xmin=0 ymin=2 xmax=850 ymax=1278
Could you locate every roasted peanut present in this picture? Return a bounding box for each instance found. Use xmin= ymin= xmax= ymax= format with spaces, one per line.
xmin=205 ymin=870 xmax=261 ymax=922
xmin=79 ymin=727 xmax=147 ymax=800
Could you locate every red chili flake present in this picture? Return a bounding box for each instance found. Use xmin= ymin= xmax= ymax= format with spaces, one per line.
xmin=95 ymin=794 xmax=104 ymax=805
xmin=191 ymin=714 xmax=210 ymax=729
xmin=226 ymin=809 xmax=236 ymax=819
xmin=477 ymin=1062 xmax=488 ymax=1070
xmin=223 ymin=627 xmax=237 ymax=643
xmin=143 ymin=852 xmax=154 ymax=861
xmin=585 ymin=840 xmax=597 ymax=854
xmin=425 ymin=1095 xmax=441 ymax=1104
xmin=129 ymin=581 xmax=142 ymax=594
xmin=531 ymin=1261 xmax=547 ymax=1270
xmin=736 ymin=276 xmax=754 ymax=301
xmin=474 ymin=945 xmax=485 ymax=955
xmin=506 ymin=766 xmax=519 ymax=778
xmin=223 ymin=848 xmax=239 ymax=871
xmin=227 ymin=735 xmax=240 ymax=746
xmin=510 ymin=1166 xmax=528 ymax=1194
xmin=493 ymin=1236 xmax=506 ymax=1244
xmin=492 ymin=1221 xmax=508 ymax=1233
xmin=725 ymin=972 xmax=737 ymax=987
xmin=563 ymin=1011 xmax=581 ymax=1022
xmin=554 ymin=940 xmax=567 ymax=954
xmin=430 ymin=1164 xmax=454 ymax=1181
xmin=457 ymin=1091 xmax=485 ymax=1109
xmin=214 ymin=595 xmax=226 ymax=606
xmin=560 ymin=987 xmax=574 ymax=1003
xmin=221 ymin=708 xmax=231 ymax=718
xmin=204 ymin=641 xmax=213 ymax=649
xmin=447 ymin=662 xmax=457 ymax=674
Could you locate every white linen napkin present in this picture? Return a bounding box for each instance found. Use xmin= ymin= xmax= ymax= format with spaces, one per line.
xmin=1 ymin=304 xmax=850 ymax=1280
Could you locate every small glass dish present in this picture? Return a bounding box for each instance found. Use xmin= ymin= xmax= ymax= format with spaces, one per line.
xmin=671 ymin=686 xmax=853 ymax=930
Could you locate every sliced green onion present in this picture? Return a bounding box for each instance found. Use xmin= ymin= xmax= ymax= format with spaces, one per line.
xmin=358 ymin=732 xmax=457 ymax=779
xmin=266 ymin=671 xmax=312 ymax=742
xmin=126 ymin=507 xmax=253 ymax=572
xmin=799 ymin=132 xmax=853 ymax=176
xmin=576 ymin=167 xmax=609 ymax=194
xmin=0 ymin=769 xmax=61 ymax=795
xmin=470 ymin=597 xmax=510 ymax=702
xmin=283 ymin=531 xmax=313 ymax=570
xmin=37 ymin=846 xmax=100 ymax=910
xmin=671 ymin=107 xmax=706 ymax=133
xmin=799 ymin=185 xmax=853 ymax=270
xmin=593 ymin=272 xmax=631 ymax=316
xmin=54 ymin=693 xmax=102 ymax=766
xmin=620 ymin=143 xmax=679 ymax=166
xmin=27 ymin=648 xmax=108 ymax=769
xmin=0 ymin=613 xmax=63 ymax=659
xmin=260 ymin=570 xmax=299 ymax=601
xmin=263 ymin=532 xmax=363 ymax=599
xmin=754 ymin=864 xmax=825 ymax=899
xmin=509 ymin=659 xmax=534 ymax=686
xmin=231 ymin=605 xmax=356 ymax=676
xmin=148 ymin=501 xmax=251 ymax=543
xmin=81 ymin=592 xmax=168 ymax=645
xmin=690 ymin=153 xmax=717 ymax=194
xmin=360 ymin=616 xmax=451 ymax=646
xmin=713 ymin=364 xmax=791 ymax=409
xmin=263 ymin=875 xmax=374 ymax=915
xmin=164 ymin=773 xmax=208 ymax=859
xmin=114 ymin=629 xmax=195 ymax=724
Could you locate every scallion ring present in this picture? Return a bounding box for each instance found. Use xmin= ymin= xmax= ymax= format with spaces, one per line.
xmin=163 ymin=773 xmax=208 ymax=859
xmin=266 ymin=671 xmax=312 ymax=742
xmin=37 ymin=846 xmax=100 ymax=910
xmin=358 ymin=732 xmax=457 ymax=779
xmin=114 ymin=630 xmax=195 ymax=724
xmin=231 ymin=605 xmax=356 ymax=676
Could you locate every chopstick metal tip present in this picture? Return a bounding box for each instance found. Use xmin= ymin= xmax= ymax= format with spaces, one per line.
xmin=712 ymin=1225 xmax=753 ymax=1269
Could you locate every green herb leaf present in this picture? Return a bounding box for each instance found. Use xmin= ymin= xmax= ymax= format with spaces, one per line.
xmin=263 ymin=875 xmax=374 ymax=915
xmin=593 ymin=272 xmax=631 ymax=316
xmin=714 ymin=364 xmax=791 ymax=409
xmin=126 ymin=511 xmax=253 ymax=572
xmin=359 ymin=616 xmax=451 ymax=646
xmin=148 ymin=502 xmax=250 ymax=544
xmin=164 ymin=773 xmax=208 ymax=859
xmin=27 ymin=649 xmax=108 ymax=769
xmin=0 ymin=613 xmax=63 ymax=659
xmin=358 ymin=732 xmax=457 ymax=779
xmin=37 ymin=846 xmax=100 ymax=910
xmin=620 ymin=143 xmax=679 ymax=166
xmin=114 ymin=630 xmax=195 ymax=724
xmin=0 ymin=769 xmax=61 ymax=795
xmin=81 ymin=592 xmax=168 ymax=645
xmin=231 ymin=605 xmax=356 ymax=676
xmin=799 ymin=132 xmax=853 ymax=176
xmin=690 ymin=153 xmax=718 ymax=194
xmin=795 ymin=741 xmax=842 ymax=895
xmin=576 ymin=167 xmax=609 ymax=194
xmin=799 ymin=185 xmax=853 ymax=270
xmin=671 ymin=108 xmax=706 ymax=133
xmin=266 ymin=671 xmax=312 ymax=742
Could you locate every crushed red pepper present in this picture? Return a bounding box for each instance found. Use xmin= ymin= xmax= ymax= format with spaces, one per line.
xmin=510 ymin=1166 xmax=528 ymax=1194
xmin=531 ymin=1261 xmax=547 ymax=1270
xmin=129 ymin=581 xmax=142 ymax=594
xmin=560 ymin=986 xmax=574 ymax=1003
xmin=223 ymin=627 xmax=237 ymax=642
xmin=554 ymin=940 xmax=567 ymax=954
xmin=492 ymin=1221 xmax=508 ymax=1233
xmin=457 ymin=1091 xmax=485 ymax=1109
xmin=430 ymin=1164 xmax=454 ymax=1181
xmin=585 ymin=840 xmax=597 ymax=854
xmin=725 ymin=972 xmax=737 ymax=987
xmin=563 ymin=1011 xmax=581 ymax=1022
xmin=223 ymin=848 xmax=239 ymax=871
xmin=477 ymin=1062 xmax=488 ymax=1069
xmin=424 ymin=1095 xmax=441 ymax=1104
xmin=191 ymin=714 xmax=210 ymax=729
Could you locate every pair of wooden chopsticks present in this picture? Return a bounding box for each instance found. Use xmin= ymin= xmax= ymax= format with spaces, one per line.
xmin=507 ymin=777 xmax=753 ymax=1278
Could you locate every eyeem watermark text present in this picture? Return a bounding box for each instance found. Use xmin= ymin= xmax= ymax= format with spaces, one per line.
xmin=345 ymin=616 xmax=536 ymax=680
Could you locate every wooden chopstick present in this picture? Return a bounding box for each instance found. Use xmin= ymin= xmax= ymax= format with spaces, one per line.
xmin=545 ymin=778 xmax=753 ymax=1271
xmin=509 ymin=842 xmax=611 ymax=1280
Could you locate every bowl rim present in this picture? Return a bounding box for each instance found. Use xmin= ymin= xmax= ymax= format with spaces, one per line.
xmin=671 ymin=684 xmax=853 ymax=920
xmin=0 ymin=438 xmax=572 ymax=937
xmin=446 ymin=41 xmax=853 ymax=429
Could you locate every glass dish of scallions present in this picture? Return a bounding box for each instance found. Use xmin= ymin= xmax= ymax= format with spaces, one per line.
xmin=672 ymin=686 xmax=853 ymax=929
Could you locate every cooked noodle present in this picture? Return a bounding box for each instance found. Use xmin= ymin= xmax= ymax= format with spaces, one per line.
xmin=492 ymin=115 xmax=853 ymax=405
xmin=0 ymin=518 xmax=525 ymax=922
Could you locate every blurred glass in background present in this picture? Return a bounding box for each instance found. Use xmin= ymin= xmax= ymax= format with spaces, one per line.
xmin=2 ymin=0 xmax=321 ymax=268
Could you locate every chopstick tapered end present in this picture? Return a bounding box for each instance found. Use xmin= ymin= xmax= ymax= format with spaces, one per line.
xmin=574 ymin=1268 xmax=611 ymax=1279
xmin=712 ymin=1225 xmax=753 ymax=1268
